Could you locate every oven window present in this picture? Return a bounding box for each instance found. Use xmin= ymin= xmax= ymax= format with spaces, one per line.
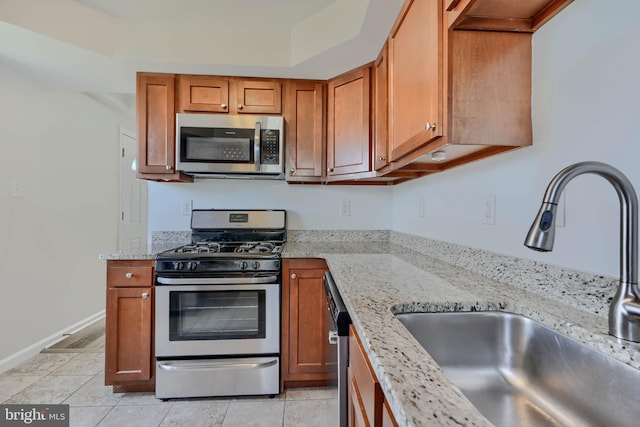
xmin=169 ymin=290 xmax=266 ymax=341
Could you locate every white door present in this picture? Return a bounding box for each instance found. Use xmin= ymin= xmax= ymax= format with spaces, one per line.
xmin=119 ymin=128 xmax=148 ymax=250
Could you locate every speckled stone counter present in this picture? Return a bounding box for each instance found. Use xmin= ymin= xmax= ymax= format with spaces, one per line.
xmin=101 ymin=230 xmax=640 ymax=426
xmin=285 ymin=241 xmax=640 ymax=427
xmin=98 ymin=242 xmax=185 ymax=260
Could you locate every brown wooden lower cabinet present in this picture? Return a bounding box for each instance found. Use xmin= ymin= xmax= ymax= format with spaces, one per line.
xmin=105 ymin=260 xmax=155 ymax=392
xmin=349 ymin=325 xmax=398 ymax=427
xmin=281 ymin=258 xmax=337 ymax=389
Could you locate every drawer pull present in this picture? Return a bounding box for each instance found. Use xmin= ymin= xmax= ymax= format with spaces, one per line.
xmin=125 ymin=272 xmax=133 ymax=279
xmin=141 ymin=292 xmax=149 ymax=299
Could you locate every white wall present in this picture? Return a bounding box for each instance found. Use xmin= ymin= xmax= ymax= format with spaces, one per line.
xmin=392 ymin=0 xmax=640 ymax=279
xmin=148 ymin=179 xmax=393 ymax=232
xmin=0 ymin=64 xmax=134 ymax=363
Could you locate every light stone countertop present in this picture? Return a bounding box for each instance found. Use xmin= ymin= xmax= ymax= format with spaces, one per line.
xmin=285 ymin=243 xmax=640 ymax=427
xmin=101 ymin=233 xmax=640 ymax=426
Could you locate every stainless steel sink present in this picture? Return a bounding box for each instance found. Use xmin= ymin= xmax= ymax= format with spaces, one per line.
xmin=395 ymin=311 xmax=640 ymax=427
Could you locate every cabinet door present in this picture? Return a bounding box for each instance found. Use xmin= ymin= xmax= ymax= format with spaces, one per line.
xmin=105 ymin=286 xmax=153 ymax=384
xmin=288 ymin=267 xmax=336 ymax=374
xmin=373 ymin=43 xmax=389 ymax=171
xmin=177 ymin=75 xmax=229 ymax=113
xmin=281 ymin=259 xmax=336 ymax=387
xmin=327 ymin=67 xmax=371 ymax=177
xmin=348 ymin=368 xmax=370 ymax=427
xmin=236 ymin=79 xmax=282 ymax=114
xmin=388 ymin=0 xmax=443 ymax=161
xmin=136 ymin=73 xmax=177 ymax=175
xmin=284 ymin=81 xmax=325 ymax=181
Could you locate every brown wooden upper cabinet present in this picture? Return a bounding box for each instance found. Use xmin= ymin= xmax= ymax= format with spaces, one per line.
xmin=373 ymin=43 xmax=389 ymax=172
xmin=382 ymin=0 xmax=572 ymax=176
xmin=284 ymin=80 xmax=326 ymax=183
xmin=236 ymin=79 xmax=282 ymax=114
xmin=177 ymin=75 xmax=229 ymax=113
xmin=177 ymin=75 xmax=282 ymax=115
xmin=326 ymin=66 xmax=372 ymax=180
xmin=446 ymin=0 xmax=574 ymax=32
xmin=136 ymin=73 xmax=192 ymax=182
xmin=388 ymin=0 xmax=443 ymax=163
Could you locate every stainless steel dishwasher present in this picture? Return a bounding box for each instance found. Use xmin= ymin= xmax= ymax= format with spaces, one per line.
xmin=323 ymin=271 xmax=351 ymax=427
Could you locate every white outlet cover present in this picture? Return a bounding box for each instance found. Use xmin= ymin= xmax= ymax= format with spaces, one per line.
xmin=483 ymin=194 xmax=496 ymax=225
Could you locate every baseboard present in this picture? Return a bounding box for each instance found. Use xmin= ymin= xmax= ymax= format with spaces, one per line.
xmin=0 ymin=310 xmax=106 ymax=374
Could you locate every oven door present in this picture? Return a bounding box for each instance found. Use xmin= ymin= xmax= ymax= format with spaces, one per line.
xmin=155 ymin=281 xmax=280 ymax=358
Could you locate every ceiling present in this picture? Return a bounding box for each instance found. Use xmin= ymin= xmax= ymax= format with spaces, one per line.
xmin=0 ymin=0 xmax=405 ymax=102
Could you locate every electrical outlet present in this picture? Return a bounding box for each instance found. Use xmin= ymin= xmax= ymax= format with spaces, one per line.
xmin=182 ymin=200 xmax=192 ymax=216
xmin=340 ymin=200 xmax=351 ymax=217
xmin=483 ymin=194 xmax=496 ymax=225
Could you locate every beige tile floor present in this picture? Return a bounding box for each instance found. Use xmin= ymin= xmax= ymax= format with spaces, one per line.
xmin=0 ymin=341 xmax=338 ymax=426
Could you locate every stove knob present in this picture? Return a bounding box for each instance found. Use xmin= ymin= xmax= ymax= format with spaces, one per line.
xmin=188 ymin=262 xmax=198 ymax=271
xmin=240 ymin=261 xmax=249 ymax=270
xmin=174 ymin=262 xmax=184 ymax=270
xmin=252 ymin=261 xmax=260 ymax=270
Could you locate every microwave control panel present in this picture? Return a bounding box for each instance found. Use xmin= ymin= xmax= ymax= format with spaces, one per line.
xmin=261 ymin=130 xmax=280 ymax=164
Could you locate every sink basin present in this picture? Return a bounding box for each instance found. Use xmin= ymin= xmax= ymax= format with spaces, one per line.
xmin=395 ymin=311 xmax=640 ymax=427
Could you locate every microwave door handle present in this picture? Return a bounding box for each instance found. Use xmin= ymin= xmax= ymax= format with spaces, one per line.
xmin=254 ymin=121 xmax=261 ymax=172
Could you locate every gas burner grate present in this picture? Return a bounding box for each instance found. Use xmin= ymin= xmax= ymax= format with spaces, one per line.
xmin=175 ymin=242 xmax=223 ymax=254
xmin=234 ymin=242 xmax=276 ymax=253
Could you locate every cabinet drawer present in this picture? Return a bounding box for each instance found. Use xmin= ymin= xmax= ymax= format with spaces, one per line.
xmin=107 ymin=262 xmax=153 ymax=287
xmin=349 ymin=325 xmax=383 ymax=425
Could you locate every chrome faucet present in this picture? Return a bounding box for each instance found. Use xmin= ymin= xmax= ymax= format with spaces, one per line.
xmin=524 ymin=161 xmax=640 ymax=342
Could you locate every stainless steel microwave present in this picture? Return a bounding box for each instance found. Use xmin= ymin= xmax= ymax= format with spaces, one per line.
xmin=176 ymin=113 xmax=284 ymax=178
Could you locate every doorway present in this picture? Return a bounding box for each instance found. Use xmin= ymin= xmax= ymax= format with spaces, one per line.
xmin=119 ymin=127 xmax=148 ymax=250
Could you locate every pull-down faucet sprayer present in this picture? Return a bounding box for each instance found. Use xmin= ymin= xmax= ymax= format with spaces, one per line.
xmin=524 ymin=161 xmax=640 ymax=342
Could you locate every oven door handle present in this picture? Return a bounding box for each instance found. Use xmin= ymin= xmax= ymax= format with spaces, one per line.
xmin=156 ymin=275 xmax=278 ymax=285
xmin=157 ymin=359 xmax=278 ymax=371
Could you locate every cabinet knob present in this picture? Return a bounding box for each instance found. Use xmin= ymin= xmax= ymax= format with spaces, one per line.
xmin=378 ymin=156 xmax=386 ymax=162
xmin=125 ymin=272 xmax=133 ymax=279
xmin=328 ymin=168 xmax=334 ymax=173
xmin=141 ymin=292 xmax=148 ymax=299
xmin=425 ymin=122 xmax=436 ymax=132
xmin=221 ymin=103 xmax=227 ymax=109
xmin=165 ymin=165 xmax=171 ymax=171
xmin=291 ymin=273 xmax=297 ymax=279
xmin=237 ymin=104 xmax=244 ymax=110
xmin=289 ymin=168 xmax=296 ymax=175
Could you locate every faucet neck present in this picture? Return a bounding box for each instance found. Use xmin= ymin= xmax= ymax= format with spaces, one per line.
xmin=542 ymin=161 xmax=638 ymax=285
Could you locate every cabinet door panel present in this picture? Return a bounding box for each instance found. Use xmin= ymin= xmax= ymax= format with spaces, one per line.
xmin=349 ymin=368 xmax=370 ymax=427
xmin=137 ymin=73 xmax=176 ymax=174
xmin=289 ymin=268 xmax=336 ymax=373
xmin=236 ymin=80 xmax=282 ymax=114
xmin=373 ymin=43 xmax=389 ymax=171
xmin=105 ymin=287 xmax=153 ymax=384
xmin=285 ymin=81 xmax=325 ymax=180
xmin=389 ymin=0 xmax=443 ymax=161
xmin=178 ymin=76 xmax=229 ymax=113
xmin=327 ymin=67 xmax=371 ymax=176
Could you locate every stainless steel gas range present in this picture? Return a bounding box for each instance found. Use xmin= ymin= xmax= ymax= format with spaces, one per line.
xmin=154 ymin=209 xmax=285 ymax=400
